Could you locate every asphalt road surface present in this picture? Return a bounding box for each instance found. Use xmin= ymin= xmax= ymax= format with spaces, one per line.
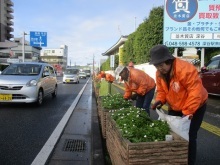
xmin=0 ymin=78 xmax=87 ymax=165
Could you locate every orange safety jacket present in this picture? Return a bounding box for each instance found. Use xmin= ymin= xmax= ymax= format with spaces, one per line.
xmin=124 ymin=68 xmax=155 ymax=99
xmin=105 ymin=73 xmax=115 ymax=83
xmin=155 ymin=58 xmax=208 ymax=115
xmin=96 ymin=74 xmax=101 ymax=79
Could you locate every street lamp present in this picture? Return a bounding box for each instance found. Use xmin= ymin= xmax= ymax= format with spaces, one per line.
xmin=22 ymin=32 xmax=28 ymax=62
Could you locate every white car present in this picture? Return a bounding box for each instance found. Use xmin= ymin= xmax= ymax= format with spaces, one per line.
xmin=79 ymin=72 xmax=87 ymax=79
xmin=0 ymin=62 xmax=58 ymax=106
xmin=63 ymin=69 xmax=79 ymax=84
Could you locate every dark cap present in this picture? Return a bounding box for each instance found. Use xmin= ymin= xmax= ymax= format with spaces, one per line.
xmin=149 ymin=44 xmax=175 ymax=65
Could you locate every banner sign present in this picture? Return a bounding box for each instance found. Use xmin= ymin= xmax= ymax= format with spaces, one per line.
xmin=163 ymin=0 xmax=220 ymax=47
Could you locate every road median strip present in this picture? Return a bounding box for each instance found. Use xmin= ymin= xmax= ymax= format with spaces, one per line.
xmin=112 ymin=83 xmax=220 ymax=137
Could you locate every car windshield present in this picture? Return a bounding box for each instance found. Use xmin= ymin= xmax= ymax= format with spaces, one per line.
xmin=84 ymin=70 xmax=90 ymax=73
xmin=1 ymin=64 xmax=42 ymax=75
xmin=64 ymin=69 xmax=79 ymax=74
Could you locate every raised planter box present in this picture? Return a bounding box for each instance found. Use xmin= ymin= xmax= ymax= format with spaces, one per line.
xmin=96 ymin=97 xmax=110 ymax=139
xmin=106 ymin=113 xmax=188 ymax=165
xmin=96 ymin=97 xmax=102 ymax=119
xmin=100 ymin=106 xmax=110 ymax=139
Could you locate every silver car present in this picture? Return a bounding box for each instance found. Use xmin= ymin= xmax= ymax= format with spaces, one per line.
xmin=63 ymin=68 xmax=79 ymax=84
xmin=79 ymin=71 xmax=87 ymax=79
xmin=0 ymin=62 xmax=58 ymax=106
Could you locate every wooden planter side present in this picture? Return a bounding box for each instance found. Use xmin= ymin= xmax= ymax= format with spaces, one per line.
xmin=93 ymin=81 xmax=100 ymax=98
xmin=96 ymin=97 xmax=102 ymax=119
xmin=106 ymin=113 xmax=188 ymax=165
xmin=100 ymin=106 xmax=109 ymax=139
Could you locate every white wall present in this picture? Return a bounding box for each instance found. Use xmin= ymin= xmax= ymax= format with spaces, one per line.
xmin=106 ymin=63 xmax=157 ymax=82
xmin=134 ymin=63 xmax=157 ymax=81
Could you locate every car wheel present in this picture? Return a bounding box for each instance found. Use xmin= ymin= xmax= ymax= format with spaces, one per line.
xmin=52 ymin=85 xmax=57 ymax=98
xmin=36 ymin=89 xmax=43 ymax=106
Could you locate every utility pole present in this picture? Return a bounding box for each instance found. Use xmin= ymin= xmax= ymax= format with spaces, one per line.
xmin=22 ymin=32 xmax=27 ymax=62
xmin=93 ymin=54 xmax=95 ymax=78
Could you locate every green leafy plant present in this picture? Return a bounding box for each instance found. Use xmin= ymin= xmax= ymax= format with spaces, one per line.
xmin=110 ymin=106 xmax=170 ymax=143
xmin=101 ymin=93 xmax=132 ymax=109
xmin=96 ymin=82 xmax=101 ymax=89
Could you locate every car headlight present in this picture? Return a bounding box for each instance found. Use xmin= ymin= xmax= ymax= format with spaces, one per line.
xmin=26 ymin=79 xmax=37 ymax=86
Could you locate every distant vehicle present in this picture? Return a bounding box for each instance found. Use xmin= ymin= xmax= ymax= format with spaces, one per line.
xmin=63 ymin=68 xmax=79 ymax=84
xmin=200 ymin=54 xmax=220 ymax=96
xmin=79 ymin=72 xmax=87 ymax=79
xmin=83 ymin=69 xmax=91 ymax=77
xmin=53 ymin=64 xmax=63 ymax=76
xmin=0 ymin=62 xmax=58 ymax=105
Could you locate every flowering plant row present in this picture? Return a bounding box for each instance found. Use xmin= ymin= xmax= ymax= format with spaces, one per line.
xmin=101 ymin=93 xmax=132 ymax=109
xmin=110 ymin=106 xmax=170 ymax=143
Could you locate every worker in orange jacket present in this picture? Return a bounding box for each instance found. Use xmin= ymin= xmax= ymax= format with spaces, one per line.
xmin=128 ymin=61 xmax=134 ymax=68
xmin=150 ymin=44 xmax=208 ymax=165
xmin=115 ymin=66 xmax=155 ymax=116
xmin=96 ymin=71 xmax=105 ymax=80
xmin=105 ymin=73 xmax=115 ymax=83
xmin=96 ymin=71 xmax=115 ymax=83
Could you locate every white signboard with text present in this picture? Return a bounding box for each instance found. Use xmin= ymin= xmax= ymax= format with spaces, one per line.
xmin=163 ymin=0 xmax=220 ymax=47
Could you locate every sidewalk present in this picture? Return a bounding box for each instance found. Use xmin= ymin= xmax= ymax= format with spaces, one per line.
xmin=42 ymin=79 xmax=105 ymax=165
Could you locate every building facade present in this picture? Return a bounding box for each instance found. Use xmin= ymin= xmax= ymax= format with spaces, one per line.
xmin=0 ymin=0 xmax=14 ymax=45
xmin=102 ymin=35 xmax=128 ymax=66
xmin=40 ymin=45 xmax=68 ymax=75
xmin=0 ymin=37 xmax=41 ymax=64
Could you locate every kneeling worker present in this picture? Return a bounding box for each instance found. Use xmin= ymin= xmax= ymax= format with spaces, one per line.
xmin=115 ymin=65 xmax=155 ymax=116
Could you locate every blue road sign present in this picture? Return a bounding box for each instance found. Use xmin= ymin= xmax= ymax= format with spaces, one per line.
xmin=30 ymin=31 xmax=47 ymax=47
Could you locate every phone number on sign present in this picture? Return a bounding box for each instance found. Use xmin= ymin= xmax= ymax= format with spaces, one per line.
xmin=164 ymin=41 xmax=201 ymax=47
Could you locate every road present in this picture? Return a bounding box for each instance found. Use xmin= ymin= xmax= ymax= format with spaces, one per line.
xmin=0 ymin=77 xmax=87 ymax=165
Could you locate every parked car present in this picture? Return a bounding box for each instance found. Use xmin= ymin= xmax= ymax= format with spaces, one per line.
xmin=63 ymin=68 xmax=79 ymax=84
xmin=0 ymin=62 xmax=58 ymax=105
xmin=79 ymin=71 xmax=87 ymax=79
xmin=200 ymin=54 xmax=220 ymax=96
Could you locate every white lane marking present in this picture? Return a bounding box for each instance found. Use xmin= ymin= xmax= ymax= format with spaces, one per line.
xmin=31 ymin=79 xmax=90 ymax=165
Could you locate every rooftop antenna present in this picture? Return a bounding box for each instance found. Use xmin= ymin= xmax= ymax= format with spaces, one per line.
xmin=134 ymin=17 xmax=137 ymax=31
xmin=118 ymin=25 xmax=122 ymax=36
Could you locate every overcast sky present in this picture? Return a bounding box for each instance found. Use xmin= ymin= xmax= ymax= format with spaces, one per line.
xmin=13 ymin=0 xmax=164 ymax=66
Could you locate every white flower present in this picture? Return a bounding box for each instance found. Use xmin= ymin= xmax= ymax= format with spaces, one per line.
xmin=144 ymin=135 xmax=147 ymax=138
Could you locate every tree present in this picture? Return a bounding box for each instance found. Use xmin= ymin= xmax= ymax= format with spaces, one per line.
xmin=121 ymin=6 xmax=164 ymax=65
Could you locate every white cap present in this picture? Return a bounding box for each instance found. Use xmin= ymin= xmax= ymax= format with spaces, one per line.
xmin=115 ymin=65 xmax=125 ymax=76
xmin=114 ymin=65 xmax=124 ymax=83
